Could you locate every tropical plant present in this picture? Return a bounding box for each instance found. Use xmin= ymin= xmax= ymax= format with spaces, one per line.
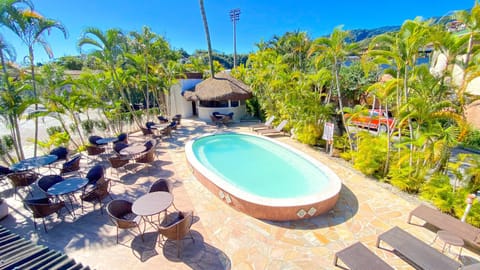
xmin=2 ymin=5 xmax=67 ymax=157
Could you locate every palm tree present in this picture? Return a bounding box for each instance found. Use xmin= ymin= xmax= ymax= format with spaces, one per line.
xmin=308 ymin=26 xmax=358 ymax=152
xmin=199 ymin=0 xmax=214 ymax=78
xmin=2 ymin=7 xmax=67 ymax=157
xmin=78 ymin=27 xmax=142 ymax=128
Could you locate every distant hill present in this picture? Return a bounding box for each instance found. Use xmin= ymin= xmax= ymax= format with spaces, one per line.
xmin=349 ymin=25 xmax=400 ymax=42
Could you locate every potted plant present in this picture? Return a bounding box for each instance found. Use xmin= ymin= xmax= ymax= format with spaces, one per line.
xmin=0 ymin=198 xmax=9 ymax=220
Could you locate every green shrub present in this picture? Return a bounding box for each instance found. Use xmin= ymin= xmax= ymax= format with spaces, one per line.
xmin=81 ymin=120 xmax=95 ymax=134
xmin=349 ymin=132 xmax=388 ymax=178
xmin=295 ymin=123 xmax=321 ymax=145
xmin=462 ymin=128 xmax=480 ymax=150
xmin=388 ymin=165 xmax=427 ymax=194
xmin=46 ymin=126 xmax=63 ymax=136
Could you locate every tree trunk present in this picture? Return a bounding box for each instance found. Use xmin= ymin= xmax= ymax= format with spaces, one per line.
xmin=199 ymin=0 xmax=215 ymax=78
xmin=29 ymin=46 xmax=38 ymax=157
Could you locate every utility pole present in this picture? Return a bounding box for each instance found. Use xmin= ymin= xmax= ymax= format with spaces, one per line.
xmin=229 ymin=8 xmax=240 ymax=69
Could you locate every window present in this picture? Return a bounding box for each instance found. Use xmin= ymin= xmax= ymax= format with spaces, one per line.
xmin=231 ymin=100 xmax=239 ymax=107
xmin=199 ymin=100 xmax=229 ymax=108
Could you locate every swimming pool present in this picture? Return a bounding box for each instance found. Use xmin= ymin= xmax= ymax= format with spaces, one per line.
xmin=185 ymin=132 xmax=342 ymax=221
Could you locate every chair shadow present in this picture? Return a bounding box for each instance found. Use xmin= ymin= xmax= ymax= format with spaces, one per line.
xmin=130 ymin=231 xmax=159 ymax=262
xmin=263 ymin=184 xmax=359 ymax=230
xmin=161 ymin=230 xmax=231 ymax=270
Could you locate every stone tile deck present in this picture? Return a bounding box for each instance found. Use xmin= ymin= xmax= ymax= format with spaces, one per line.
xmin=1 ymin=119 xmax=479 ymax=269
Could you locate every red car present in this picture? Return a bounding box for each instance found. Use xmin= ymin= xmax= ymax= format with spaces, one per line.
xmin=346 ymin=109 xmax=395 ymax=133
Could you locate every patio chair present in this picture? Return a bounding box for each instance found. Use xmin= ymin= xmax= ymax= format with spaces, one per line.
xmin=60 ymin=155 xmax=82 ymax=176
xmin=117 ymin=133 xmax=128 ymax=144
xmin=7 ymin=170 xmax=40 ymax=198
xmin=334 ymin=242 xmax=393 ymax=270
xmin=37 ymin=174 xmax=64 ymax=194
xmin=140 ymin=127 xmax=154 ymax=136
xmin=85 ymin=164 xmax=105 ymax=191
xmin=135 ymin=143 xmax=156 ymax=165
xmin=0 ymin=165 xmax=13 ymax=184
xmin=49 ymin=146 xmax=69 ymax=161
xmin=88 ymin=135 xmax=106 ymax=146
xmin=81 ymin=178 xmax=112 ymax=214
xmin=108 ymin=155 xmax=129 ymax=177
xmin=106 ymin=199 xmax=143 ymax=244
xmin=86 ymin=145 xmax=105 ymax=163
xmin=158 ymin=115 xmax=169 ymax=123
xmin=210 ymin=113 xmax=223 ymax=126
xmin=149 ymin=178 xmax=178 ymax=210
xmin=24 ymin=197 xmax=68 ymax=232
xmin=172 ymin=114 xmax=182 ymax=126
xmin=250 ymin=115 xmax=275 ymax=131
xmin=157 ymin=211 xmax=194 ymax=258
xmin=221 ymin=113 xmax=234 ymax=126
xmin=256 ymin=120 xmax=289 ymax=136
xmin=160 ymin=125 xmax=173 ymax=138
xmin=113 ymin=142 xmax=129 ymax=155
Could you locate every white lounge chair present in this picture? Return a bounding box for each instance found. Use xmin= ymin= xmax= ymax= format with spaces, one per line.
xmin=256 ymin=120 xmax=288 ymax=136
xmin=250 ymin=116 xmax=275 ymax=131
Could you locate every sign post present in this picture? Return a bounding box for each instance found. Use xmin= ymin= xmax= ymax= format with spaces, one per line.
xmin=322 ymin=122 xmax=334 ymax=156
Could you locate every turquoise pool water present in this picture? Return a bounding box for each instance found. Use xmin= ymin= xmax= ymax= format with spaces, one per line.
xmin=192 ymin=133 xmax=330 ymax=199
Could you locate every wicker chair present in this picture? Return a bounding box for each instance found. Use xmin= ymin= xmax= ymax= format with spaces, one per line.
xmin=60 ymin=155 xmax=82 ymax=176
xmin=81 ymin=178 xmax=112 ymax=214
xmin=7 ymin=170 xmax=40 ymax=198
xmin=117 ymin=133 xmax=128 ymax=144
xmin=106 ymin=199 xmax=143 ymax=244
xmin=49 ymin=146 xmax=69 ymax=161
xmin=0 ymin=165 xmax=13 ymax=184
xmin=140 ymin=127 xmax=154 ymax=136
xmin=37 ymin=175 xmax=64 ymax=194
xmin=108 ymin=155 xmax=129 ymax=177
xmin=158 ymin=211 xmax=194 ymax=257
xmin=24 ymin=197 xmax=68 ymax=232
xmin=135 ymin=146 xmax=156 ymax=165
xmin=85 ymin=164 xmax=105 ymax=186
xmin=88 ymin=135 xmax=106 ymax=146
xmin=172 ymin=114 xmax=182 ymax=126
xmin=149 ymin=178 xmax=178 ymax=210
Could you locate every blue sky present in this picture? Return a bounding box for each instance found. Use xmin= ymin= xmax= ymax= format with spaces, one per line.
xmin=1 ymin=0 xmax=475 ymax=64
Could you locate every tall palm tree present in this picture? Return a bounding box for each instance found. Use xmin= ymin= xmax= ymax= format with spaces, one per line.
xmin=308 ymin=26 xmax=358 ymax=152
xmin=2 ymin=7 xmax=67 ymax=157
xmin=78 ymin=27 xmax=142 ymax=128
xmin=199 ymin=0 xmax=214 ymax=78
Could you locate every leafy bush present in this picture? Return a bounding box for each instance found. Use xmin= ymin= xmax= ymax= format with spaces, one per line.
xmin=295 ymin=123 xmax=322 ymax=145
xmin=349 ymin=132 xmax=388 ymax=178
xmin=462 ymin=128 xmax=480 ymax=150
xmin=81 ymin=120 xmax=95 ymax=134
xmin=46 ymin=126 xmax=63 ymax=136
xmin=388 ymin=164 xmax=427 ymax=194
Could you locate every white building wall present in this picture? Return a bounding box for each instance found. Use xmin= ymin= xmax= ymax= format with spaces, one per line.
xmin=168 ymin=78 xmax=202 ymax=117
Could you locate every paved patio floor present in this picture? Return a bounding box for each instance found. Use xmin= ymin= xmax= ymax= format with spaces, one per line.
xmin=1 ymin=119 xmax=479 ymax=269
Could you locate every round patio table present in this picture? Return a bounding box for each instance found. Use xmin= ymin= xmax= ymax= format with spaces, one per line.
xmin=132 ymin=191 xmax=173 ymax=230
xmin=120 ymin=144 xmax=146 ymax=156
xmin=47 ymin=177 xmax=89 ymax=217
xmin=437 ymin=230 xmax=464 ymax=258
xmin=10 ymin=154 xmax=58 ymax=172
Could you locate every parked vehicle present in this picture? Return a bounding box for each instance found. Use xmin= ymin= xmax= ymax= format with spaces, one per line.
xmin=346 ymin=109 xmax=395 ymax=133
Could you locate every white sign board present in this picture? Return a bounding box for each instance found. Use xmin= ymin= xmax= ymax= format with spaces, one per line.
xmin=322 ymin=122 xmax=334 ymax=141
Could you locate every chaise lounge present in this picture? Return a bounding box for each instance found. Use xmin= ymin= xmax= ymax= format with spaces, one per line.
xmin=256 ymin=120 xmax=288 ymax=136
xmin=408 ymin=204 xmax=480 ymax=249
xmin=376 ymin=226 xmax=461 ymax=270
xmin=334 ymin=242 xmax=393 ymax=270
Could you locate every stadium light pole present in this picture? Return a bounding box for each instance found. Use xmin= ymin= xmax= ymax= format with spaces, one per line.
xmin=230 ymin=8 xmax=240 ymax=69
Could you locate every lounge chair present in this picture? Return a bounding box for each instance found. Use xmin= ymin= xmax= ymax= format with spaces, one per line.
xmin=376 ymin=226 xmax=461 ymax=270
xmin=250 ymin=115 xmax=275 ymax=131
xmin=334 ymin=242 xmax=393 ymax=270
xmin=256 ymin=120 xmax=288 ymax=136
xmin=408 ymin=204 xmax=480 ymax=249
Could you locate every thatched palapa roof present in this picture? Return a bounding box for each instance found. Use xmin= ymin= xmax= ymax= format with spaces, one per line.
xmin=183 ymin=71 xmax=252 ymax=101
